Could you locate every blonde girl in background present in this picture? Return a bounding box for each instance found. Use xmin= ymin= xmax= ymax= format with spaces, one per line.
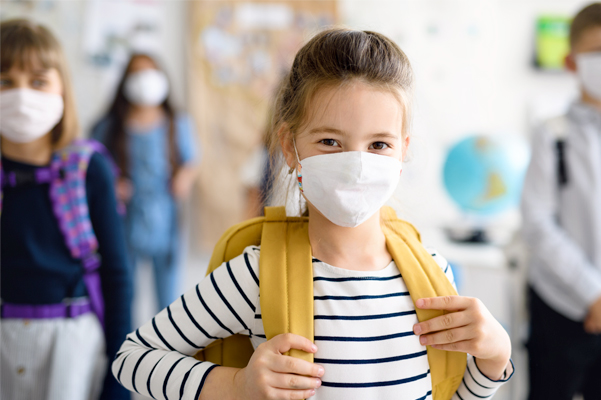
xmin=0 ymin=20 xmax=132 ymax=400
xmin=112 ymin=28 xmax=513 ymax=400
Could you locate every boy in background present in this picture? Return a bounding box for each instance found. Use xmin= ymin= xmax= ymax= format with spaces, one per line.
xmin=521 ymin=3 xmax=601 ymax=399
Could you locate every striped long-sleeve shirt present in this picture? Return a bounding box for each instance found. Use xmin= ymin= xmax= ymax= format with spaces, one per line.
xmin=113 ymin=246 xmax=513 ymax=400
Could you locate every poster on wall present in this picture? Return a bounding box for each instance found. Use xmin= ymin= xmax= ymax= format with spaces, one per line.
xmin=189 ymin=0 xmax=337 ymax=249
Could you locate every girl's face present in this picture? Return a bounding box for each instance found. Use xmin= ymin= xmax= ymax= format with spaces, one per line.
xmin=283 ymin=81 xmax=409 ymax=166
xmin=0 ymin=64 xmax=63 ymax=95
xmin=128 ymin=55 xmax=159 ymax=74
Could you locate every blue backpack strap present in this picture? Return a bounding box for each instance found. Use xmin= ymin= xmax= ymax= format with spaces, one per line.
xmin=48 ymin=139 xmax=119 ymax=327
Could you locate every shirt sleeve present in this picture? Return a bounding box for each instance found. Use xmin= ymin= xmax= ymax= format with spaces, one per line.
xmin=429 ymin=250 xmax=514 ymax=399
xmin=86 ymin=153 xmax=133 ymax=400
xmin=521 ymin=125 xmax=601 ymax=311
xmin=175 ymin=113 xmax=199 ymax=165
xmin=112 ymin=246 xmax=261 ymax=400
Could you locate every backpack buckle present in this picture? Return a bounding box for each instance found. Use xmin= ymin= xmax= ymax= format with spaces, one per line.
xmin=82 ymin=253 xmax=101 ymax=272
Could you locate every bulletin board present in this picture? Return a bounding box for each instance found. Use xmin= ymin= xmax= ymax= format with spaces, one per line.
xmin=188 ymin=1 xmax=337 ymax=249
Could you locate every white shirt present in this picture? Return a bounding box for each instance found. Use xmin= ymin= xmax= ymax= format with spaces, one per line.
xmin=521 ymin=101 xmax=601 ymax=320
xmin=113 ymin=246 xmax=511 ymax=400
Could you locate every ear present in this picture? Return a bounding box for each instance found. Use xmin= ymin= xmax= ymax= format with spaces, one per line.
xmin=401 ymin=135 xmax=411 ymax=161
xmin=278 ymin=124 xmax=297 ymax=169
xmin=565 ymin=53 xmax=577 ymax=73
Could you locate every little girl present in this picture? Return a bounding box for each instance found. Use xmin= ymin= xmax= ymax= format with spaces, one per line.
xmin=92 ymin=53 xmax=198 ymax=311
xmin=112 ymin=28 xmax=513 ymax=400
xmin=0 ymin=20 xmax=132 ymax=400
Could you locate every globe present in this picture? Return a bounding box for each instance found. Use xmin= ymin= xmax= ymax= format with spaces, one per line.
xmin=443 ymin=135 xmax=530 ymax=216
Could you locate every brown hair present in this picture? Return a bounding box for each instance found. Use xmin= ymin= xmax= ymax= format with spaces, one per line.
xmin=0 ymin=19 xmax=79 ymax=148
xmin=570 ymin=3 xmax=601 ymax=47
xmin=100 ymin=54 xmax=179 ymax=179
xmin=265 ymin=28 xmax=414 ymax=210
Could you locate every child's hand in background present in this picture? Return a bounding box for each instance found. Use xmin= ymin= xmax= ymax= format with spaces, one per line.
xmin=413 ymin=296 xmax=512 ymax=381
xmin=115 ymin=177 xmax=133 ymax=203
xmin=584 ymin=295 xmax=601 ymax=334
xmin=171 ymin=165 xmax=197 ymax=201
xmin=234 ymin=333 xmax=324 ymax=400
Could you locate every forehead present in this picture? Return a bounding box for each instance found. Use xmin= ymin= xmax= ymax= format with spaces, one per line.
xmin=573 ymin=26 xmax=601 ymax=53
xmin=128 ymin=56 xmax=158 ymax=72
xmin=302 ymin=81 xmax=404 ymax=137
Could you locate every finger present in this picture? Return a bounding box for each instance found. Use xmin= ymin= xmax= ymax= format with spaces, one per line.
xmin=268 ymin=372 xmax=322 ymax=390
xmin=267 ymin=388 xmax=317 ymax=400
xmin=429 ymin=339 xmax=473 ymax=353
xmin=418 ymin=326 xmax=474 ymax=346
xmin=413 ymin=311 xmax=469 ymax=335
xmin=416 ymin=296 xmax=474 ymax=312
xmin=270 ymin=333 xmax=318 ymax=355
xmin=271 ymin=354 xmax=325 ymax=377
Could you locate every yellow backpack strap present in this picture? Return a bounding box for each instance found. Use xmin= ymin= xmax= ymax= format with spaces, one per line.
xmin=260 ymin=206 xmax=314 ymax=362
xmin=381 ymin=206 xmax=466 ymax=400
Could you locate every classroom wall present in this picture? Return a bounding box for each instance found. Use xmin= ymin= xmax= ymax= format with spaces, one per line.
xmin=1 ymin=0 xmax=586 ymax=235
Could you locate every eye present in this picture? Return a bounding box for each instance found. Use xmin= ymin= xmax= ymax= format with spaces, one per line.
xmin=370 ymin=142 xmax=389 ymax=150
xmin=319 ymin=139 xmax=340 ymax=147
xmin=31 ymin=78 xmax=48 ymax=88
xmin=0 ymin=78 xmax=12 ymax=88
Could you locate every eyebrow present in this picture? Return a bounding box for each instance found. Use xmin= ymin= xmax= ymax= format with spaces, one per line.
xmin=308 ymin=126 xmax=399 ymax=140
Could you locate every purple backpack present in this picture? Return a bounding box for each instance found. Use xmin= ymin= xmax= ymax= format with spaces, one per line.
xmin=0 ymin=139 xmax=121 ymax=327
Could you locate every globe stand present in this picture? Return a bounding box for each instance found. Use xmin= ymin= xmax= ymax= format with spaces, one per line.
xmin=444 ymin=226 xmax=490 ymax=244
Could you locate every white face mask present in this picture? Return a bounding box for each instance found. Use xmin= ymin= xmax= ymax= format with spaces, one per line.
xmin=124 ymin=69 xmax=169 ymax=106
xmin=0 ymin=88 xmax=64 ymax=143
xmin=295 ymin=146 xmax=402 ymax=228
xmin=576 ymin=52 xmax=601 ymax=101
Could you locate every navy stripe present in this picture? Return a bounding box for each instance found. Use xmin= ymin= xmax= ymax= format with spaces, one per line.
xmin=244 ymin=253 xmax=260 ymax=286
xmin=181 ymin=295 xmax=219 ymax=340
xmin=254 ymin=334 xmax=267 ymax=338
xmin=312 ymin=258 xmax=321 ymax=263
xmin=163 ymin=357 xmax=186 ymax=399
xmin=116 ymin=354 xmax=130 ymax=384
xmin=152 ymin=317 xmax=176 ymax=351
xmin=315 ymin=350 xmax=426 ymax=365
xmin=136 ymin=329 xmax=152 ymax=348
xmin=210 ymin=272 xmax=249 ymax=330
xmin=147 ymin=354 xmax=167 ymax=399
xmin=313 ymin=274 xmax=402 ymax=282
xmin=314 ymin=310 xmax=416 ymax=320
xmin=180 ymin=361 xmax=202 ymax=399
xmin=254 ymin=314 xmax=262 ymax=319
xmin=321 ymin=369 xmax=430 ymax=388
xmin=167 ymin=306 xmax=202 ymax=349
xmin=444 ymin=263 xmax=450 ymax=273
xmin=196 ymin=285 xmax=235 ymax=335
xmin=415 ymin=390 xmax=433 ymax=400
xmin=462 ymin=377 xmax=493 ymax=398
xmin=314 ymin=330 xmax=414 ymax=342
xmin=467 ymin=362 xmax=494 ymax=389
xmin=195 ymin=364 xmax=219 ymax=400
xmin=314 ymin=292 xmax=409 ymax=301
xmin=226 ymin=261 xmax=256 ymax=311
xmin=132 ymin=350 xmax=152 ymax=393
xmin=456 ymin=390 xmax=465 ymax=400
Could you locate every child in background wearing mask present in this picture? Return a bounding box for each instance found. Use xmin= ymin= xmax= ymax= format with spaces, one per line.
xmin=521 ymin=3 xmax=601 ymax=399
xmin=0 ymin=20 xmax=132 ymax=400
xmin=91 ymin=54 xmax=198 ymax=312
xmin=112 ymin=29 xmax=513 ymax=400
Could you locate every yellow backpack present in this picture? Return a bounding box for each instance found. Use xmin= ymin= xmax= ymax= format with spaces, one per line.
xmin=194 ymin=206 xmax=466 ymax=400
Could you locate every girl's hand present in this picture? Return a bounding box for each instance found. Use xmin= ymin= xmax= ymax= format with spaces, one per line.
xmin=116 ymin=178 xmax=133 ymax=203
xmin=584 ymin=295 xmax=601 ymax=334
xmin=413 ymin=296 xmax=512 ymax=380
xmin=171 ymin=165 xmax=197 ymax=201
xmin=233 ymin=333 xmax=324 ymax=400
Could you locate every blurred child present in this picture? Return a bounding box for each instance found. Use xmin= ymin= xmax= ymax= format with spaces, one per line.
xmin=521 ymin=3 xmax=601 ymax=399
xmin=92 ymin=54 xmax=198 ymax=312
xmin=0 ymin=19 xmax=132 ymax=400
xmin=112 ymin=28 xmax=513 ymax=400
